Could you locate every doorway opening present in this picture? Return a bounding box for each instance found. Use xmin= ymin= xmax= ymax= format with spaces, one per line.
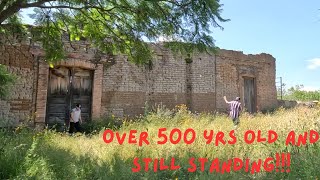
xmin=46 ymin=66 xmax=93 ymax=130
xmin=243 ymin=77 xmax=256 ymax=113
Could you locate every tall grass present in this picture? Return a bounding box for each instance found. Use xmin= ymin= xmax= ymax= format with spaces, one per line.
xmin=1 ymin=106 xmax=320 ymax=179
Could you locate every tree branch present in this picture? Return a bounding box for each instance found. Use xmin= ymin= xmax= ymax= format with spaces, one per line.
xmin=36 ymin=5 xmax=116 ymax=12
xmin=21 ymin=0 xmax=54 ymax=8
xmin=0 ymin=0 xmax=54 ymax=24
xmin=38 ymin=5 xmax=85 ymax=10
xmin=0 ymin=0 xmax=9 ymax=13
xmin=0 ymin=1 xmax=21 ymax=24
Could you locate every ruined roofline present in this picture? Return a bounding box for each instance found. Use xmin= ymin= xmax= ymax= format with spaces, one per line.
xmin=0 ymin=24 xmax=276 ymax=62
xmin=150 ymin=43 xmax=276 ymax=62
xmin=216 ymin=48 xmax=276 ymax=62
xmin=0 ymin=41 xmax=276 ymax=64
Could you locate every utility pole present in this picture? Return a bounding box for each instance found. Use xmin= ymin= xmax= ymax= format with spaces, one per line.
xmin=276 ymin=77 xmax=285 ymax=100
xmin=279 ymin=77 xmax=282 ymax=100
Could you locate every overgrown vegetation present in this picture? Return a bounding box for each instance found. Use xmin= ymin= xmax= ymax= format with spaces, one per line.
xmin=280 ymin=85 xmax=320 ymax=101
xmin=1 ymin=106 xmax=320 ymax=179
xmin=0 ymin=64 xmax=15 ymax=99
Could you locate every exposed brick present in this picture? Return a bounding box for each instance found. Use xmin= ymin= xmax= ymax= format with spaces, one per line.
xmin=1 ymin=42 xmax=277 ymax=126
xmin=101 ymin=46 xmax=277 ymax=117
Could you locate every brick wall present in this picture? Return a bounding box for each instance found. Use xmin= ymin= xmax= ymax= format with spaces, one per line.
xmin=215 ymin=49 xmax=277 ymax=112
xmin=0 ymin=42 xmax=278 ymax=125
xmin=147 ymin=48 xmax=189 ymax=111
xmin=101 ymin=47 xmax=218 ymax=117
xmin=101 ymin=47 xmax=277 ymax=117
xmin=102 ymin=55 xmax=147 ymax=117
xmin=0 ymin=45 xmax=36 ymax=126
xmin=0 ymin=42 xmax=105 ymax=126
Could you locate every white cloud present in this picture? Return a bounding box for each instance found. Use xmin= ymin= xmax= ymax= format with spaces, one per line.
xmin=307 ymin=58 xmax=320 ymax=70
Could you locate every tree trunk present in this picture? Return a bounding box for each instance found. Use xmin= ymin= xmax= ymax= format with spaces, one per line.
xmin=0 ymin=0 xmax=24 ymax=24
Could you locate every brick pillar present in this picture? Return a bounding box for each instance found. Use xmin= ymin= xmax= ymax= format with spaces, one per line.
xmin=91 ymin=64 xmax=103 ymax=119
xmin=35 ymin=61 xmax=49 ymax=127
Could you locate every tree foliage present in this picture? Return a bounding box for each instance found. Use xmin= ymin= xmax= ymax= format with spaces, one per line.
xmin=283 ymin=85 xmax=320 ymax=101
xmin=0 ymin=0 xmax=228 ymax=64
xmin=0 ymin=64 xmax=15 ymax=99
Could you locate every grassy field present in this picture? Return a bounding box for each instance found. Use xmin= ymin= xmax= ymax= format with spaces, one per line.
xmin=1 ymin=105 xmax=320 ymax=180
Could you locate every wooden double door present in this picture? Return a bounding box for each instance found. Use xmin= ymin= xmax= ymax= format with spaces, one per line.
xmin=46 ymin=67 xmax=93 ymax=129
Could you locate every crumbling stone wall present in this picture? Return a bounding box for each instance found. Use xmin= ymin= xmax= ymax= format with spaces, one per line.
xmin=149 ymin=47 xmax=216 ymax=113
xmin=101 ymin=47 xmax=277 ymax=117
xmin=101 ymin=46 xmax=217 ymax=117
xmin=101 ymin=54 xmax=147 ymax=117
xmin=215 ymin=50 xmax=277 ymax=112
xmin=0 ymin=40 xmax=105 ymax=127
xmin=0 ymin=45 xmax=36 ymax=126
xmin=0 ymin=41 xmax=278 ymax=125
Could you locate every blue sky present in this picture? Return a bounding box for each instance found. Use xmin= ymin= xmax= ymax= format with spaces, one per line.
xmin=20 ymin=1 xmax=320 ymax=91
xmin=212 ymin=0 xmax=320 ymax=91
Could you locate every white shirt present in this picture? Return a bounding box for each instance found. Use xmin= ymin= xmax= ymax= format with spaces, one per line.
xmin=70 ymin=108 xmax=81 ymax=123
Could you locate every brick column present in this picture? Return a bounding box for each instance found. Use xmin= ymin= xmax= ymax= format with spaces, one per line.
xmin=91 ymin=64 xmax=103 ymax=119
xmin=35 ymin=61 xmax=49 ymax=127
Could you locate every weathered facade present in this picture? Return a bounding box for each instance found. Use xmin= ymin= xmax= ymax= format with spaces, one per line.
xmin=0 ymin=41 xmax=277 ymax=127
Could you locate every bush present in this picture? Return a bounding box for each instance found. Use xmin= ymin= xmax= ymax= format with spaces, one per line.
xmin=0 ymin=128 xmax=34 ymax=179
xmin=0 ymin=64 xmax=15 ymax=99
xmin=81 ymin=116 xmax=122 ymax=134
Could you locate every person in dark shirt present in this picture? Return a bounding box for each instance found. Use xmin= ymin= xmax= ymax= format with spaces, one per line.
xmin=224 ymin=96 xmax=242 ymax=129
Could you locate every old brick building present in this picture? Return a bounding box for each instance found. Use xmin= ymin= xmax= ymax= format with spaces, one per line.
xmin=0 ymin=42 xmax=277 ymax=127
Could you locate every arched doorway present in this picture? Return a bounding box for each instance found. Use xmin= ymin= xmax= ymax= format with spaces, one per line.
xmin=46 ymin=66 xmax=93 ymax=130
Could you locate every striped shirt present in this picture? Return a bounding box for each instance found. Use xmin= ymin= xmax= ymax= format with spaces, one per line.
xmin=229 ymin=101 xmax=242 ymax=119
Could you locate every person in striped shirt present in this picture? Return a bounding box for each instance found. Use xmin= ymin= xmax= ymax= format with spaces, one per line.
xmin=224 ymin=96 xmax=242 ymax=129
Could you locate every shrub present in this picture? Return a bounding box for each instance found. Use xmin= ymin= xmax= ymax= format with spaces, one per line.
xmin=0 ymin=64 xmax=15 ymax=99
